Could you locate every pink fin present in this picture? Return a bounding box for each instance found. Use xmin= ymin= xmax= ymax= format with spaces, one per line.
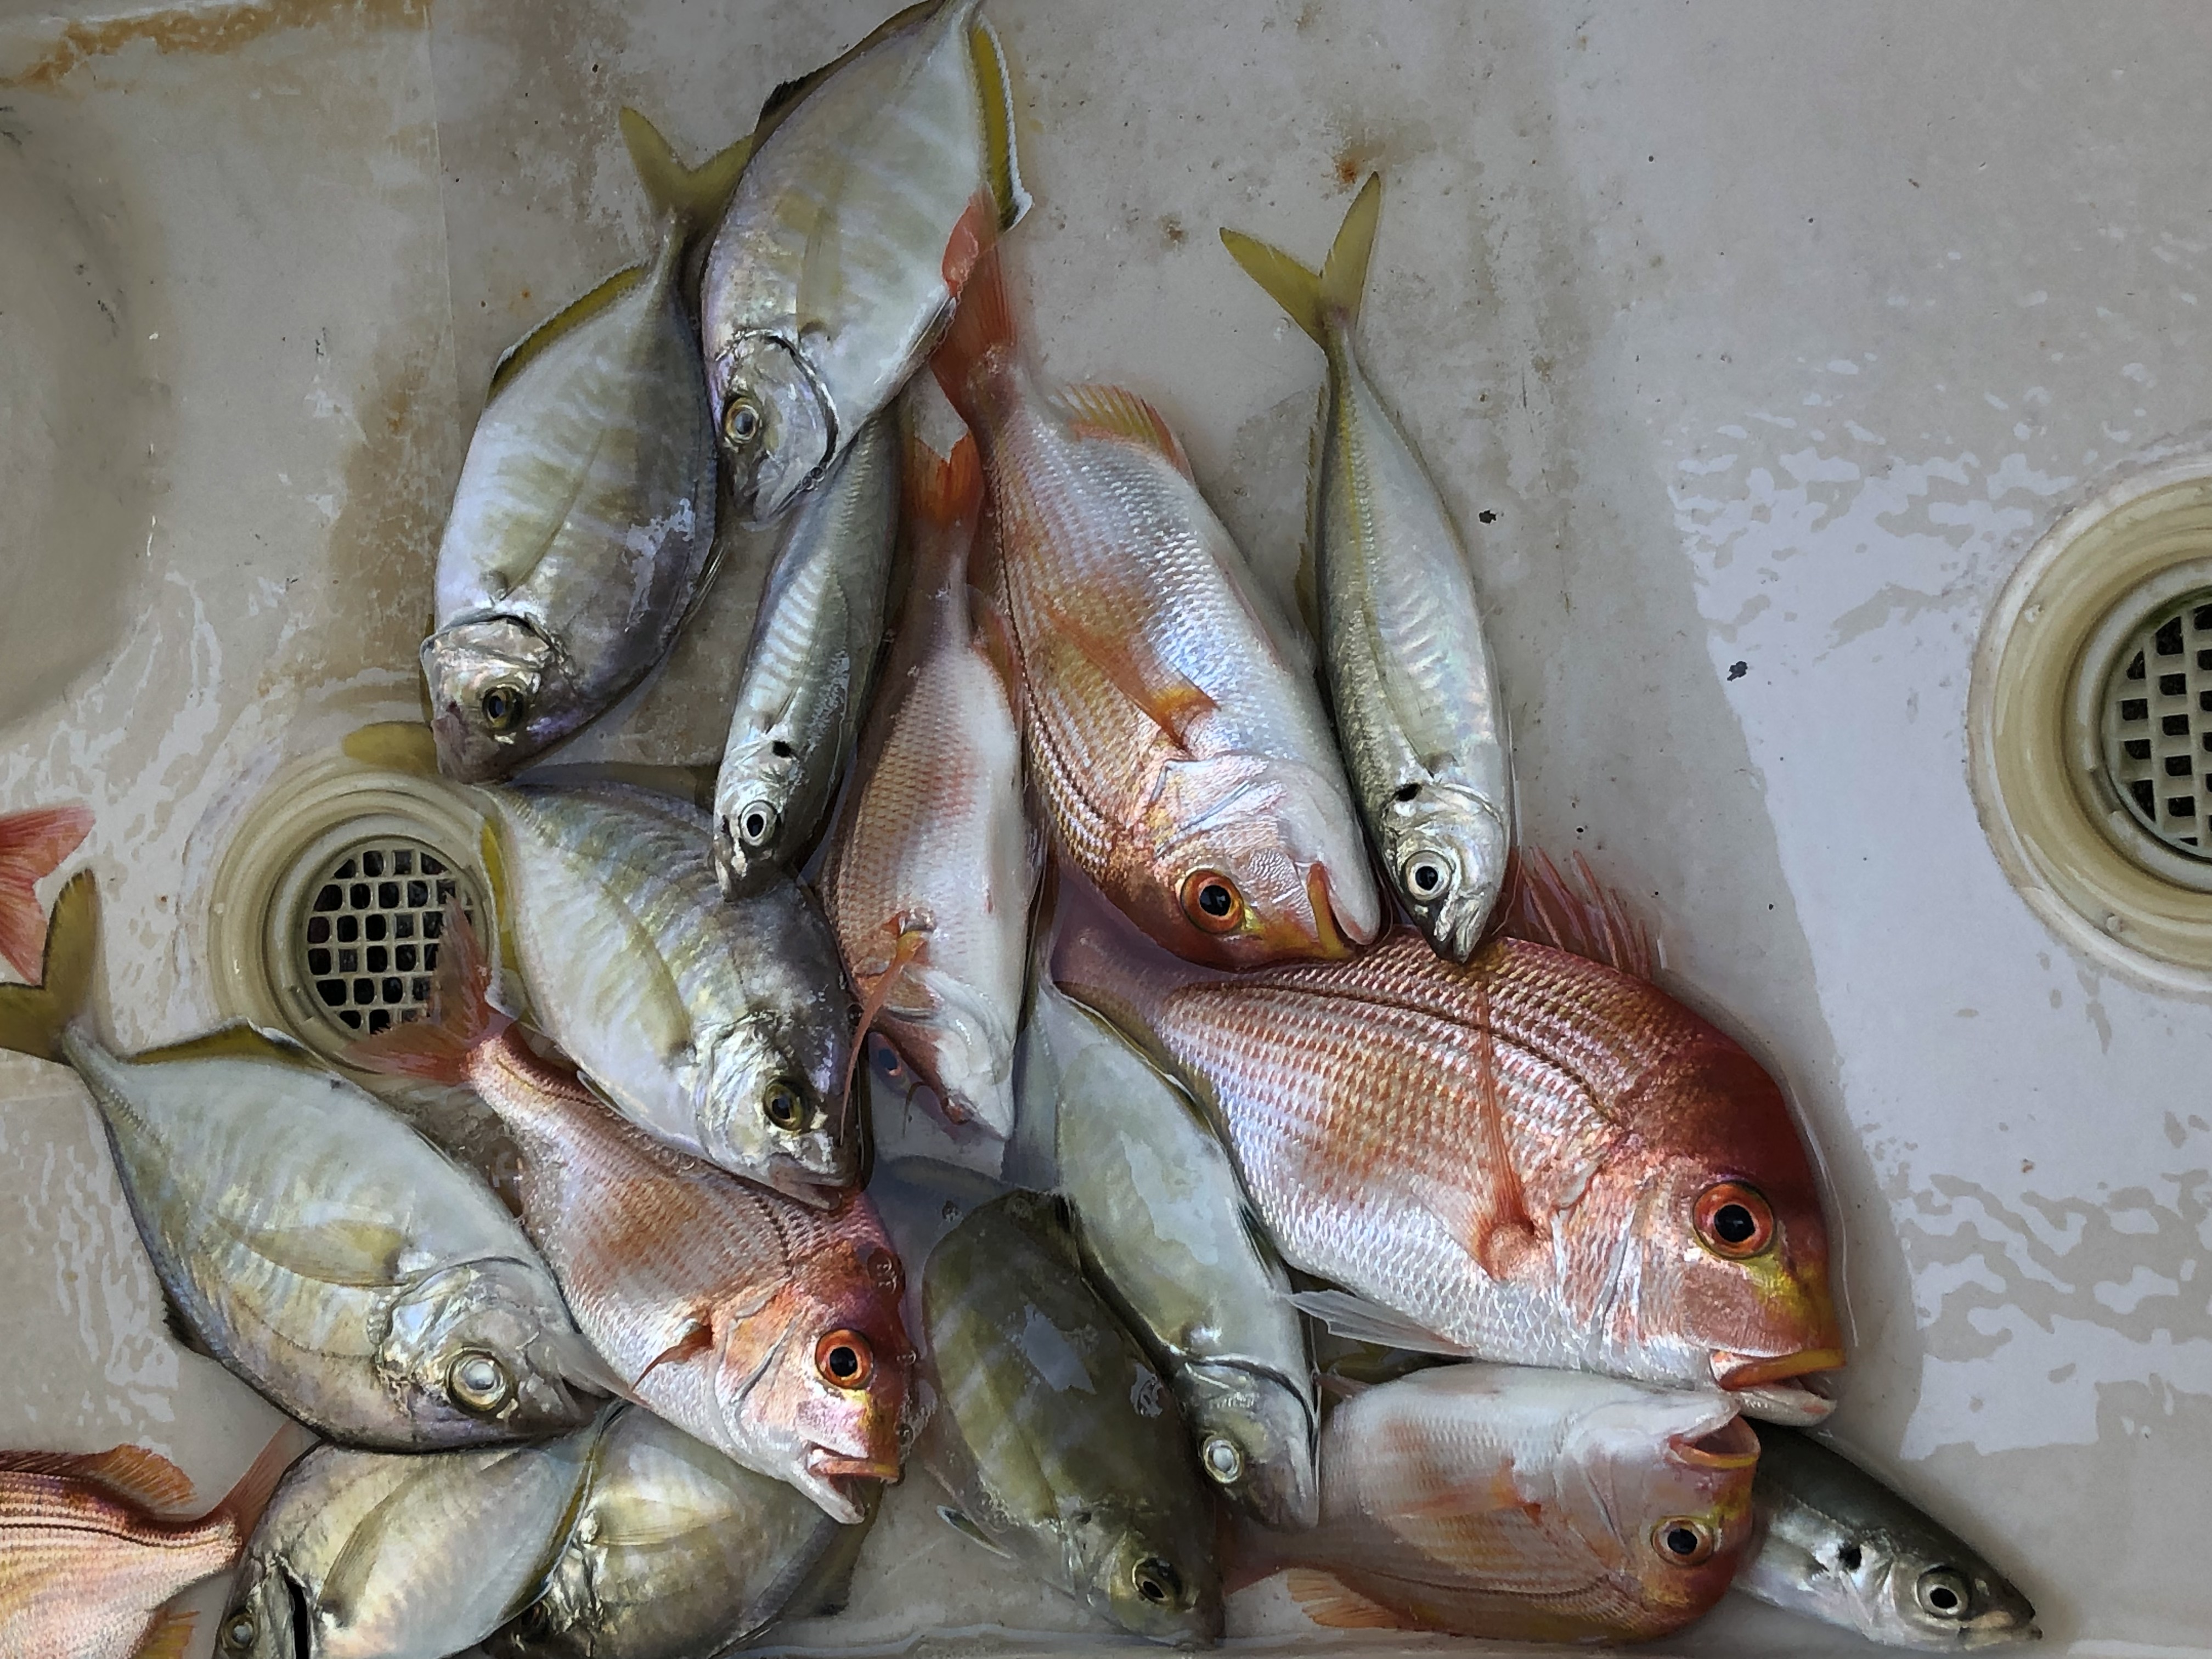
xmin=133 ymin=1607 xmax=197 ymax=1659
xmin=839 ymin=924 xmax=932 ymax=1133
xmin=633 ymin=1316 xmax=716 ymax=1391
xmin=904 ymin=430 xmax=984 ymax=533
xmin=0 ymin=1444 xmax=196 ymax=1514
xmin=1049 ymin=383 xmax=1193 ymax=477
xmin=1465 ymin=974 xmax=1544 ymax=1279
xmin=0 ymin=803 xmax=93 ymax=981
xmin=1497 ymin=848 xmax=1657 ymax=980
xmin=1282 ymin=1569 xmax=1410 ymax=1630
xmin=940 ymin=190 xmax=996 ymax=295
xmin=931 ymin=239 xmax=1013 ymax=423
xmin=211 ymin=1429 xmax=307 ymax=1542
xmin=346 ymin=900 xmax=510 ymax=1082
xmin=1035 ymin=585 xmax=1216 ymax=750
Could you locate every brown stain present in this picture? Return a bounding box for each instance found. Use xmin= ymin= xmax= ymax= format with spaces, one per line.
xmin=1327 ymin=115 xmax=1436 ymax=192
xmin=4 ymin=0 xmax=423 ymax=91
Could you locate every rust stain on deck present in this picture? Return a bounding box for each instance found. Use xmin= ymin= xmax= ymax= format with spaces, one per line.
xmin=5 ymin=0 xmax=422 ymax=91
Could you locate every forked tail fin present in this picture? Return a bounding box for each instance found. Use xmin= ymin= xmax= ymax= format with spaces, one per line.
xmin=0 ymin=803 xmax=92 ymax=982
xmin=1219 ymin=172 xmax=1383 ymax=345
xmin=619 ymin=106 xmax=754 ymax=242
xmin=347 ymin=899 xmax=511 ymax=1084
xmin=0 ymin=868 xmax=97 ymax=1063
xmin=930 ymin=242 xmax=1015 ymax=424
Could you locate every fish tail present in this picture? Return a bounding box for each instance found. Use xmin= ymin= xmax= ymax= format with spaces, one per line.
xmin=902 ymin=428 xmax=984 ymax=541
xmin=618 ymin=106 xmax=754 ymax=241
xmin=208 ymin=1426 xmax=305 ymax=1548
xmin=0 ymin=802 xmax=92 ymax=983
xmin=0 ymin=869 xmax=97 ymax=1062
xmin=1219 ymin=171 xmax=1382 ymax=344
xmin=930 ymin=240 xmax=1014 ymax=423
xmin=346 ymin=898 xmax=511 ymax=1083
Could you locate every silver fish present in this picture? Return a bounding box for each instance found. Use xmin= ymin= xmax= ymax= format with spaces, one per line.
xmin=216 ymin=1425 xmax=602 ymax=1659
xmin=1223 ymin=176 xmax=1514 ymax=962
xmin=1736 ymin=1425 xmax=2040 ymax=1650
xmin=486 ymin=783 xmax=860 ymax=1203
xmin=1029 ymin=980 xmax=1319 ymax=1531
xmin=425 ymin=111 xmax=749 ymax=782
xmin=701 ymin=0 xmax=1028 ymax=523
xmin=0 ymin=875 xmax=609 ymax=1449
xmin=492 ymin=1406 xmax=870 ymax=1659
xmin=713 ymin=411 xmax=898 ymax=897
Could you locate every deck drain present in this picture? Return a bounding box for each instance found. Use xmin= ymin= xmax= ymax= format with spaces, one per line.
xmin=1971 ymin=452 xmax=2212 ymax=991
xmin=298 ymin=839 xmax=476 ymax=1037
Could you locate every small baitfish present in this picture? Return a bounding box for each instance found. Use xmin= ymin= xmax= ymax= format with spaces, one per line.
xmin=484 ymin=783 xmax=859 ymax=1205
xmin=1029 ymin=980 xmax=1318 ymax=1530
xmin=1735 ymin=1424 xmax=2040 ymax=1651
xmin=824 ymin=429 xmax=1035 ymax=1139
xmin=492 ymin=1406 xmax=872 ymax=1659
xmin=0 ymin=800 xmax=91 ymax=980
xmin=0 ymin=1436 xmax=295 ymax=1659
xmin=424 ymin=110 xmax=749 ymax=782
xmin=1223 ymin=176 xmax=1514 ymax=962
xmin=713 ymin=411 xmax=898 ymax=898
xmin=217 ymin=1424 xmax=602 ymax=1659
xmin=1054 ymin=899 xmax=1843 ymax=1425
xmin=932 ymin=246 xmax=1380 ymax=970
xmin=1234 ymin=1362 xmax=1761 ymax=1644
xmin=702 ymin=0 xmax=1028 ymax=523
xmin=353 ymin=907 xmax=912 ymax=1525
xmin=0 ymin=874 xmax=611 ymax=1449
xmin=922 ymin=1191 xmax=1222 ymax=1649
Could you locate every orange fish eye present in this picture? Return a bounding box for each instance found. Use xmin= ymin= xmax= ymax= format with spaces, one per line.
xmin=1652 ymin=1516 xmax=1718 ymax=1566
xmin=815 ymin=1329 xmax=874 ymax=1390
xmin=1694 ymin=1181 xmax=1775 ymax=1259
xmin=1181 ymin=870 xmax=1245 ymax=934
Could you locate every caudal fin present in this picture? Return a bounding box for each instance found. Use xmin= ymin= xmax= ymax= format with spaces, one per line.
xmin=1219 ymin=172 xmax=1383 ymax=345
xmin=346 ymin=899 xmax=510 ymax=1084
xmin=0 ymin=870 xmax=97 ymax=1063
xmin=0 ymin=803 xmax=92 ymax=982
xmin=902 ymin=429 xmax=984 ymax=539
xmin=619 ymin=106 xmax=753 ymax=240
xmin=930 ymin=242 xmax=1015 ymax=424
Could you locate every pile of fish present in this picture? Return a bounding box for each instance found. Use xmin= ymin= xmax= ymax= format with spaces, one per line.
xmin=0 ymin=3 xmax=2039 ymax=1655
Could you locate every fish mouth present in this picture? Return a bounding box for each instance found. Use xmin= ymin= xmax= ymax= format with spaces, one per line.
xmin=1711 ymin=1347 xmax=1846 ymax=1389
xmin=809 ymin=1451 xmax=900 ymax=1482
xmin=1712 ymin=1350 xmax=1844 ymax=1425
xmin=766 ymin=1165 xmax=850 ymax=1210
xmin=1306 ymin=866 xmax=1361 ymax=958
xmin=1666 ymin=1414 xmax=1761 ymax=1471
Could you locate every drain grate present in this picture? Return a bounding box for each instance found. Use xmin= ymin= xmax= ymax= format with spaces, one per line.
xmin=2102 ymin=594 xmax=2212 ymax=859
xmin=296 ymin=839 xmax=479 ymax=1035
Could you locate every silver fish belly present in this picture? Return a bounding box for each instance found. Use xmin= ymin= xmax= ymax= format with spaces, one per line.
xmin=714 ymin=411 xmax=898 ymax=896
xmin=701 ymin=0 xmax=1026 ymax=523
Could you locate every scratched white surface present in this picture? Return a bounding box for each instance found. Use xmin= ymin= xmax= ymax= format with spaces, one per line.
xmin=0 ymin=3 xmax=2207 ymax=1656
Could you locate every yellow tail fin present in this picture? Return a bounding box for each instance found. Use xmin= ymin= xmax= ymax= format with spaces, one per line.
xmin=0 ymin=869 xmax=95 ymax=1062
xmin=618 ymin=106 xmax=754 ymax=239
xmin=1220 ymin=172 xmax=1384 ymax=345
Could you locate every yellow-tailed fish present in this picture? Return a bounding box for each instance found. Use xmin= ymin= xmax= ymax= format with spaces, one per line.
xmin=0 ymin=875 xmax=612 ymax=1448
xmin=824 ymin=428 xmax=1035 ymax=1139
xmin=1028 ymin=979 xmax=1318 ymax=1531
xmin=1051 ymin=882 xmax=1844 ymax=1425
xmin=217 ymin=1424 xmax=602 ymax=1659
xmin=931 ymin=247 xmax=1380 ymax=970
xmin=1231 ymin=1362 xmax=1760 ymax=1644
xmin=713 ymin=411 xmax=899 ymax=898
xmin=0 ymin=1435 xmax=295 ymax=1659
xmin=483 ymin=782 xmax=859 ymax=1205
xmin=351 ymin=908 xmax=912 ymax=1525
xmin=425 ymin=110 xmax=749 ymax=782
xmin=922 ymin=1191 xmax=1223 ymax=1648
xmin=1223 ymin=176 xmax=1513 ymax=962
xmin=702 ymin=0 xmax=1028 ymax=524
xmin=492 ymin=1406 xmax=874 ymax=1659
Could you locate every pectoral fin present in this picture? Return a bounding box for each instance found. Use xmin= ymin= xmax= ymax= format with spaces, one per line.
xmin=132 ymin=1607 xmax=198 ymax=1659
xmin=936 ymin=1505 xmax=1014 ymax=1559
xmin=1282 ymin=1570 xmax=1407 ymax=1631
xmin=1288 ymin=1290 xmax=1466 ymax=1357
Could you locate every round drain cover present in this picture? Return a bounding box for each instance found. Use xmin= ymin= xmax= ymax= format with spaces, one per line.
xmin=297 ymin=838 xmax=480 ymax=1038
xmin=2100 ymin=594 xmax=2212 ymax=860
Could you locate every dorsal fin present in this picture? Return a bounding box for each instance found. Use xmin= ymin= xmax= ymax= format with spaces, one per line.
xmin=968 ymin=13 xmax=1029 ymax=232
xmin=136 ymin=1021 xmax=321 ymax=1073
xmin=1282 ymin=1569 xmax=1408 ymax=1630
xmin=0 ymin=1445 xmax=198 ymax=1515
xmin=1497 ymin=849 xmax=1658 ymax=980
xmin=1049 ymin=383 xmax=1191 ymax=476
xmin=486 ymin=266 xmax=647 ymax=403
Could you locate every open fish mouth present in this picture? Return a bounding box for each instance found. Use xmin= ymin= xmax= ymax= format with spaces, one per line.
xmin=808 ymin=1451 xmax=900 ymax=1482
xmin=1712 ymin=1349 xmax=1844 ymax=1424
xmin=767 ymin=1165 xmax=851 ymax=1210
xmin=1666 ymin=1414 xmax=1761 ymax=1471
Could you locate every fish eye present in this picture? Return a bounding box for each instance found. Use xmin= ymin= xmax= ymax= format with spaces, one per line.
xmin=737 ymin=800 xmax=780 ymax=849
xmin=1200 ymin=1436 xmax=1245 ymax=1485
xmin=222 ymin=1613 xmax=255 ymax=1651
xmin=448 ymin=1348 xmax=514 ymax=1415
xmin=815 ymin=1329 xmax=874 ymax=1389
xmin=1401 ymin=849 xmax=1452 ymax=899
xmin=479 ymin=682 xmax=529 ymax=734
xmin=1694 ymin=1181 xmax=1775 ymax=1259
xmin=1131 ymin=1557 xmax=1183 ymax=1605
xmin=1180 ymin=870 xmax=1245 ymax=934
xmin=723 ymin=394 xmax=764 ymax=448
xmin=1916 ymin=1566 xmax=1973 ymax=1620
xmin=1652 ymin=1517 xmax=1718 ymax=1566
xmin=763 ymin=1079 xmax=814 ymax=1133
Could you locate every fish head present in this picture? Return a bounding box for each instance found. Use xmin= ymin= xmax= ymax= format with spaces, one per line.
xmin=1563 ymin=1387 xmax=1762 ymax=1628
xmin=714 ymin=330 xmax=835 ymax=526
xmin=381 ymin=1259 xmax=617 ymax=1440
xmin=711 ymin=738 xmax=803 ymax=898
xmin=715 ymin=1231 xmax=911 ymax=1524
xmin=696 ymin=1015 xmax=859 ymax=1205
xmin=1144 ymin=758 xmax=1381 ymax=968
xmin=421 ymin=616 xmax=577 ymax=782
xmin=1076 ymin=1512 xmax=1226 ymax=1649
xmin=1380 ymin=782 xmax=1511 ymax=964
xmin=217 ymin=1554 xmax=308 ymax=1659
xmin=1177 ymin=1360 xmax=1319 ymax=1531
xmin=1837 ymin=1533 xmax=2042 ymax=1651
